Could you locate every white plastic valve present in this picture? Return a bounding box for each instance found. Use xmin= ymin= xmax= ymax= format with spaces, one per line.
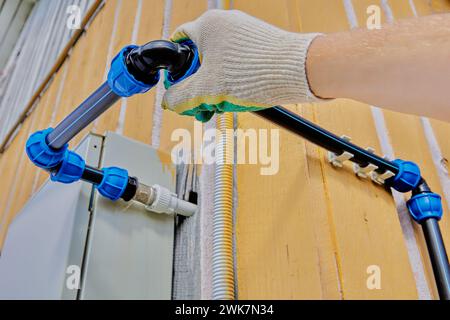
xmin=146 ymin=184 xmax=197 ymax=217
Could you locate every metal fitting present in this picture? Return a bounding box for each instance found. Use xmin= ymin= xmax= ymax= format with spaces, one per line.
xmin=133 ymin=183 xmax=155 ymax=207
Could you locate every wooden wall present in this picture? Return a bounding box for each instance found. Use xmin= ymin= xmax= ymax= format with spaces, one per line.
xmin=0 ymin=0 xmax=96 ymax=145
xmin=0 ymin=0 xmax=34 ymax=69
xmin=0 ymin=0 xmax=449 ymax=300
xmin=233 ymin=0 xmax=450 ymax=300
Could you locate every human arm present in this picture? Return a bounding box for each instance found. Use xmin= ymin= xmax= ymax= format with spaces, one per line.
xmin=163 ymin=10 xmax=450 ymax=123
xmin=307 ymin=13 xmax=450 ymax=122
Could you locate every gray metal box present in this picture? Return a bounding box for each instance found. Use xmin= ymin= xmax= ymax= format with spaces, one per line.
xmin=0 ymin=132 xmax=175 ymax=299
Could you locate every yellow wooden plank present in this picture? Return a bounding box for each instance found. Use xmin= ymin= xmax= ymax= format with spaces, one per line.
xmin=0 ymin=117 xmax=33 ymax=249
xmin=431 ymin=0 xmax=450 ymax=12
xmin=427 ymin=121 xmax=450 ymax=302
xmin=94 ymin=0 xmax=139 ymax=135
xmin=233 ymin=0 xmax=341 ymax=300
xmin=384 ymin=112 xmax=445 ymax=299
xmin=415 ymin=1 xmax=450 ymax=231
xmin=0 ymin=157 xmax=5 ymax=203
xmin=381 ymin=2 xmax=450 ymax=299
xmin=72 ymin=0 xmax=119 ymax=146
xmin=297 ymin=0 xmax=350 ymax=32
xmin=412 ymin=0 xmax=450 ymax=299
xmin=157 ymin=0 xmax=208 ymax=154
xmin=0 ymin=119 xmax=33 ymax=212
xmin=233 ymin=0 xmax=293 ymax=29
xmin=314 ymin=102 xmax=418 ymax=299
xmin=234 ymin=0 xmax=419 ymax=299
xmin=52 ymin=33 xmax=91 ymax=143
xmin=235 ymin=105 xmax=340 ymax=299
xmin=123 ymin=0 xmax=165 ymax=144
xmin=0 ymin=63 xmax=68 ymax=247
xmin=388 ymin=0 xmax=416 ymax=19
xmin=1 ymin=117 xmax=41 ymax=233
xmin=412 ymin=0 xmax=433 ymax=15
xmin=170 ymin=0 xmax=209 ymax=30
xmin=301 ymin=0 xmax=419 ymax=300
xmin=350 ymin=0 xmax=388 ymax=28
xmin=51 ymin=0 xmax=117 ymax=148
xmin=7 ymin=60 xmax=71 ymax=214
xmin=429 ymin=119 xmax=450 ymax=175
xmin=35 ymin=62 xmax=71 ymax=190
xmin=4 ymin=97 xmax=52 ymax=226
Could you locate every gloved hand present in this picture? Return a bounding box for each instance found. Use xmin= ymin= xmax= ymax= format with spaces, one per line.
xmin=162 ymin=9 xmax=325 ymax=122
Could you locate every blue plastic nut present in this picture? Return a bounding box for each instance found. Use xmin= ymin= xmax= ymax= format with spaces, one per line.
xmin=97 ymin=167 xmax=128 ymax=201
xmin=107 ymin=45 xmax=159 ymax=97
xmin=390 ymin=159 xmax=421 ymax=193
xmin=51 ymin=150 xmax=85 ymax=184
xmin=164 ymin=40 xmax=200 ymax=89
xmin=407 ymin=192 xmax=443 ymax=222
xmin=26 ymin=128 xmax=68 ymax=169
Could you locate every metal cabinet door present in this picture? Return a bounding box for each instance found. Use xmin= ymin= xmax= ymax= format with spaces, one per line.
xmin=79 ymin=132 xmax=175 ymax=300
xmin=0 ymin=134 xmax=102 ymax=300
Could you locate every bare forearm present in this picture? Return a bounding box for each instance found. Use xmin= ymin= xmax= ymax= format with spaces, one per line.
xmin=306 ymin=13 xmax=450 ymax=122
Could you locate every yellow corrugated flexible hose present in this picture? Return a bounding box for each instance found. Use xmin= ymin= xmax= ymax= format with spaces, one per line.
xmin=212 ymin=112 xmax=235 ymax=300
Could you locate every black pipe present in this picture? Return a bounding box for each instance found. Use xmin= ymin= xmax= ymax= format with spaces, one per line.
xmin=126 ymin=40 xmax=194 ymax=84
xmin=80 ymin=165 xmax=137 ymax=201
xmin=121 ymin=176 xmax=138 ymax=202
xmin=413 ymin=180 xmax=450 ymax=299
xmin=255 ymin=106 xmax=399 ymax=175
xmin=81 ymin=165 xmax=104 ymax=185
xmin=422 ymin=218 xmax=450 ymax=299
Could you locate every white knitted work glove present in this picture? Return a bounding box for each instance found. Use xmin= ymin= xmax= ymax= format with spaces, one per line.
xmin=162 ymin=9 xmax=325 ymax=122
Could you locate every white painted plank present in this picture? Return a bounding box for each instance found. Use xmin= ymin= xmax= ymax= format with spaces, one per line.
xmin=0 ymin=0 xmax=99 ymax=146
xmin=0 ymin=1 xmax=33 ymax=69
xmin=0 ymin=0 xmax=21 ymax=43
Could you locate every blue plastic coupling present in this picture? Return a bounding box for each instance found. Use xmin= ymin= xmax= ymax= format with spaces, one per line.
xmin=107 ymin=45 xmax=159 ymax=97
xmin=51 ymin=150 xmax=85 ymax=184
xmin=97 ymin=167 xmax=129 ymax=201
xmin=407 ymin=192 xmax=443 ymax=222
xmin=390 ymin=159 xmax=421 ymax=193
xmin=164 ymin=40 xmax=200 ymax=89
xmin=26 ymin=128 xmax=68 ymax=169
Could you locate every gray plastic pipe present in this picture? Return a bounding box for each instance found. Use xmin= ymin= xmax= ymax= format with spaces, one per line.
xmin=46 ymin=82 xmax=120 ymax=149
